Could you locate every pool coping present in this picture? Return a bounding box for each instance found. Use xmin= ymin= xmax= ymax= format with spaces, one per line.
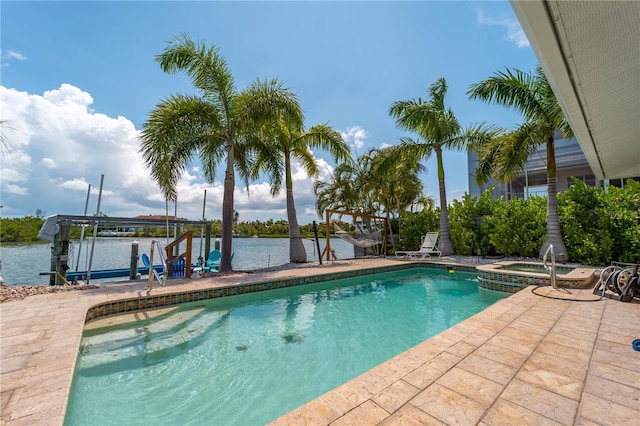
xmin=1 ymin=258 xmax=638 ymax=425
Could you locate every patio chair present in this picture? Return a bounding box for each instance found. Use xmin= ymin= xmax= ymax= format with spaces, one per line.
xmin=202 ymin=250 xmax=234 ymax=272
xmin=203 ymin=250 xmax=222 ymax=272
xmin=396 ymin=232 xmax=442 ymax=259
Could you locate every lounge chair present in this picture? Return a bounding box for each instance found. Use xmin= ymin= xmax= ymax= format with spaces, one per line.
xmin=202 ymin=250 xmax=234 ymax=272
xmin=203 ymin=250 xmax=222 ymax=272
xmin=396 ymin=232 xmax=442 ymax=259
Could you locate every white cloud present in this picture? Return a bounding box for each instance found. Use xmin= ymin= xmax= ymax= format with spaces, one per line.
xmin=61 ymin=178 xmax=91 ymax=191
xmin=6 ymin=50 xmax=28 ymax=61
xmin=476 ymin=9 xmax=530 ymax=48
xmin=6 ymin=184 xmax=28 ymax=195
xmin=1 ymin=84 xmax=169 ymax=218
xmin=340 ymin=126 xmax=367 ymax=150
xmin=0 ymin=84 xmax=334 ymax=222
xmin=0 ymin=49 xmax=28 ymax=67
xmin=41 ymin=158 xmax=57 ymax=169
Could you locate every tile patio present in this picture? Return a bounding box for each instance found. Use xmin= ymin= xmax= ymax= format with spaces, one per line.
xmin=1 ymin=259 xmax=638 ymax=425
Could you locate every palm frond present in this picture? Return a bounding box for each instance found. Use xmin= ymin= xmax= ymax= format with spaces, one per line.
xmin=453 ymin=122 xmax=505 ymax=152
xmin=300 ymin=124 xmax=350 ymax=163
xmin=467 ymin=68 xmax=545 ymax=121
xmin=239 ymin=78 xmax=304 ymax=132
xmin=139 ymin=94 xmax=223 ymax=200
xmin=156 ymin=33 xmax=236 ymax=124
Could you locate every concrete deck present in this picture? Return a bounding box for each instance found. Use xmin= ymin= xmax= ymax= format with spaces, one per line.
xmin=1 ymin=259 xmax=638 ymax=425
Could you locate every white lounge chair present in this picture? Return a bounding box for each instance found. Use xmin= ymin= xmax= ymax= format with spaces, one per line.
xmin=396 ymin=232 xmax=442 ymax=259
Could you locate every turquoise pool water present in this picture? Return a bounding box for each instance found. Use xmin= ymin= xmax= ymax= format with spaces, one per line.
xmin=65 ymin=268 xmax=507 ymax=425
xmin=500 ymin=263 xmax=575 ymax=275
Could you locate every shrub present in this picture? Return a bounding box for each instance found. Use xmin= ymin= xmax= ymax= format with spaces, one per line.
xmin=0 ymin=216 xmax=46 ymax=242
xmin=558 ymin=179 xmax=608 ymax=264
xmin=397 ymin=208 xmax=439 ymax=251
xmin=485 ymin=196 xmax=547 ymax=257
xmin=559 ymin=179 xmax=640 ymax=265
xmin=448 ymin=189 xmax=499 ymax=256
xmin=599 ymin=180 xmax=640 ymax=264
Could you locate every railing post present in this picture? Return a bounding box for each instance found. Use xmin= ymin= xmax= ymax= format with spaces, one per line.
xmin=543 ymin=244 xmax=557 ymax=289
xmin=130 ymin=240 xmax=139 ymax=280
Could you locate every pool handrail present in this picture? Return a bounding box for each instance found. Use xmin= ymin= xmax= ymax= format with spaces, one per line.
xmin=542 ymin=244 xmax=557 ymax=289
xmin=147 ymin=240 xmax=168 ymax=290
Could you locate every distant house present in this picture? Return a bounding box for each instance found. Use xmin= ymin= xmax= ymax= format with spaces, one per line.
xmin=467 ymin=135 xmax=639 ymax=200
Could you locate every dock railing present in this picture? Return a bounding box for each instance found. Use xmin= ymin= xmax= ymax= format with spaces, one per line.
xmin=165 ymin=231 xmax=193 ymax=279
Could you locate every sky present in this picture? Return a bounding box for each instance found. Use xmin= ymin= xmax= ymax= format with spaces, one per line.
xmin=0 ymin=1 xmax=538 ymax=223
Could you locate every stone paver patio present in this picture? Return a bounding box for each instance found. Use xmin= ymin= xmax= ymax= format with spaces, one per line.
xmin=1 ymin=259 xmax=638 ymax=425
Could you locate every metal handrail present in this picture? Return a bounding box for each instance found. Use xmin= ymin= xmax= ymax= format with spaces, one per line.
xmin=147 ymin=240 xmax=168 ymax=290
xmin=542 ymin=244 xmax=557 ymax=289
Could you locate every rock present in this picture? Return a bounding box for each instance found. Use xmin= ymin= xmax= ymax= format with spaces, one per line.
xmin=0 ymin=284 xmax=100 ymax=303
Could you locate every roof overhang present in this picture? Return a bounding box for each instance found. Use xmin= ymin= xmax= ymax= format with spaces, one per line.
xmin=510 ymin=0 xmax=640 ymax=180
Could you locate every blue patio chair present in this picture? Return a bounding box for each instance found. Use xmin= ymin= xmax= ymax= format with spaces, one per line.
xmin=203 ymin=250 xmax=234 ymax=272
xmin=203 ymin=250 xmax=222 ymax=272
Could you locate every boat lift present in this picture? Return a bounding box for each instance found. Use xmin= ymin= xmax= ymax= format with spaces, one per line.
xmin=38 ymin=214 xmax=211 ymax=285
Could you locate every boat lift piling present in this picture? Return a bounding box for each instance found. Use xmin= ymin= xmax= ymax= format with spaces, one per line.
xmin=130 ymin=241 xmax=139 ymax=280
xmin=38 ymin=215 xmax=211 ymax=285
xmin=51 ymin=220 xmax=72 ymax=285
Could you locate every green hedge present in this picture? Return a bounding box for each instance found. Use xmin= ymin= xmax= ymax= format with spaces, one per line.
xmin=398 ymin=180 xmax=640 ymax=265
xmin=559 ymin=179 xmax=640 ymax=265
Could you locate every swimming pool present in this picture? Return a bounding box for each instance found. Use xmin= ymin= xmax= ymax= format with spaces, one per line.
xmin=65 ymin=268 xmax=507 ymax=425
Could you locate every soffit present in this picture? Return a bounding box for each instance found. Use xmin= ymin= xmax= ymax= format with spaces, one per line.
xmin=510 ymin=0 xmax=640 ymax=180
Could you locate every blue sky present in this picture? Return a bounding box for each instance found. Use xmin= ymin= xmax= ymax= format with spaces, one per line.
xmin=1 ymin=1 xmax=537 ymax=222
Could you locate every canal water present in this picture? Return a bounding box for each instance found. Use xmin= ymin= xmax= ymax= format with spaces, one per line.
xmin=0 ymin=237 xmax=356 ymax=286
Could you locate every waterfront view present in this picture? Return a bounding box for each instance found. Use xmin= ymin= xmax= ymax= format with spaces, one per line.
xmin=0 ymin=237 xmax=355 ymax=286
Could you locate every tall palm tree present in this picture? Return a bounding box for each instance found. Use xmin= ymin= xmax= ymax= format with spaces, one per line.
xmin=139 ymin=34 xmax=303 ymax=272
xmin=467 ymin=65 xmax=573 ymax=261
xmin=253 ymin=123 xmax=350 ymax=262
xmin=389 ymin=78 xmax=501 ymax=256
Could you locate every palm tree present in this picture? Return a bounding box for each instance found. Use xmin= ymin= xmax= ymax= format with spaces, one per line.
xmin=139 ymin=34 xmax=303 ymax=272
xmin=365 ymin=147 xmax=425 ymax=248
xmin=467 ymin=65 xmax=573 ymax=261
xmin=314 ymin=161 xmax=363 ymax=216
xmin=314 ymin=148 xmax=426 ymax=252
xmin=389 ymin=78 xmax=501 ymax=256
xmin=253 ymin=123 xmax=350 ymax=262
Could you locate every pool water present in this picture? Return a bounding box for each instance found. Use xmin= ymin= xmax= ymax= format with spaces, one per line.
xmin=501 ymin=263 xmax=575 ymax=275
xmin=65 ymin=268 xmax=507 ymax=425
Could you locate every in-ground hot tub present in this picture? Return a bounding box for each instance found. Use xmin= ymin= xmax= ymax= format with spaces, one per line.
xmin=476 ymin=261 xmax=597 ymax=293
xmin=498 ymin=262 xmax=576 ymax=275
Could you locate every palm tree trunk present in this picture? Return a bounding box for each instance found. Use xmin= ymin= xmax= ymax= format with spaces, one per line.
xmin=436 ymin=149 xmax=454 ymax=255
xmin=219 ymin=142 xmax=235 ymax=272
xmin=388 ymin=208 xmax=396 ymax=250
xmin=539 ymin=135 xmax=569 ymax=261
xmin=285 ymin=156 xmax=306 ymax=263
